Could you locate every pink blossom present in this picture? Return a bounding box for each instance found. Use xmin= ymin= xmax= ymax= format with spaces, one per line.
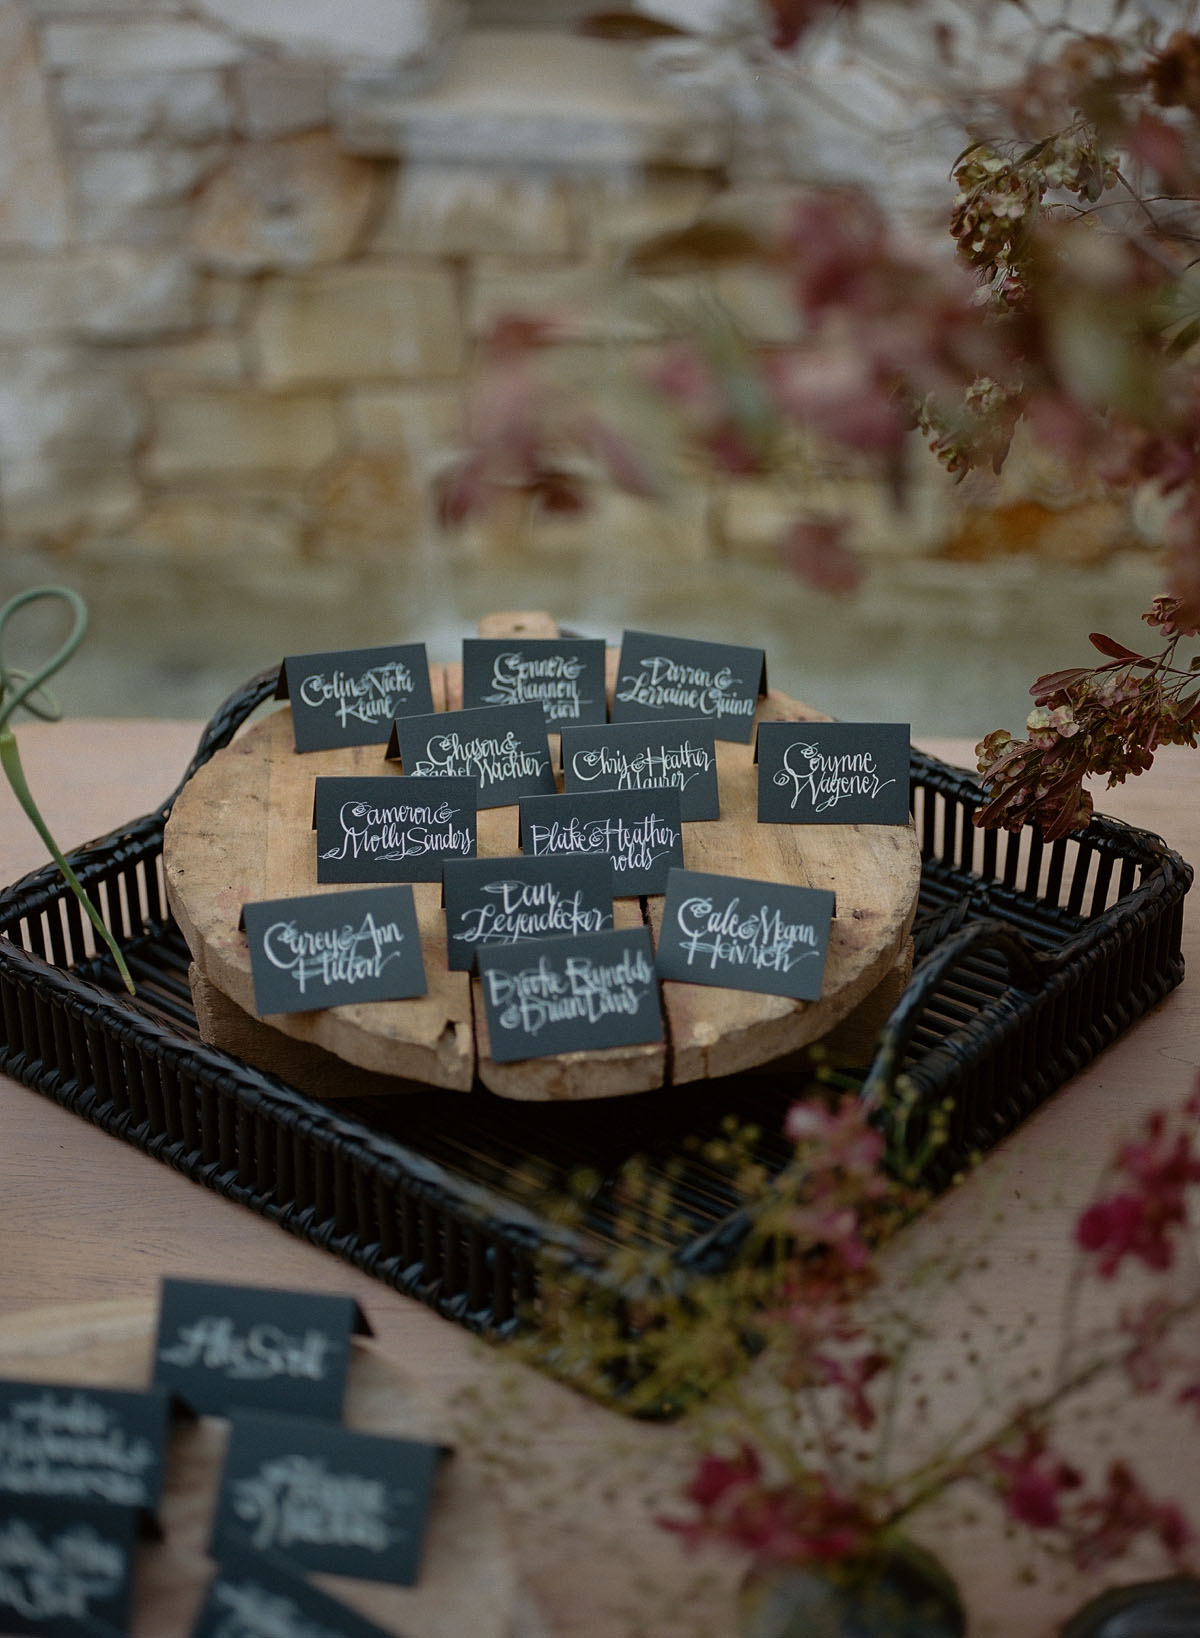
xmin=988 ymin=1429 xmax=1083 ymax=1529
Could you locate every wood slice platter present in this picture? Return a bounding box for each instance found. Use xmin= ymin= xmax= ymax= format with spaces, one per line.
xmin=0 ymin=1300 xmax=527 ymax=1638
xmin=164 ymin=613 xmax=921 ymax=1101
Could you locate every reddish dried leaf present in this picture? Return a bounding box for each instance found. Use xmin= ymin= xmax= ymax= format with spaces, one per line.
xmin=1030 ymin=667 xmax=1090 ymax=700
xmin=1088 ymin=632 xmax=1144 ymax=662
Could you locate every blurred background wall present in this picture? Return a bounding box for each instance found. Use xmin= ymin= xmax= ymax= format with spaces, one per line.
xmin=0 ymin=0 xmax=1163 ymax=732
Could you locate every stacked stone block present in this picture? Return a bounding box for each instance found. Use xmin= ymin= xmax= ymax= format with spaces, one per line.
xmin=0 ymin=2 xmax=1048 ymax=594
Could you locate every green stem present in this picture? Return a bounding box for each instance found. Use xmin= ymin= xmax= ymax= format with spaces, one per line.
xmin=0 ymin=729 xmax=135 ymax=995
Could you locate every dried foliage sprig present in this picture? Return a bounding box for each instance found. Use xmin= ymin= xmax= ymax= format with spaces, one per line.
xmin=974 ymin=595 xmax=1200 ymax=838
xmin=521 ymin=1071 xmax=1200 ymax=1589
xmin=0 ymin=587 xmax=135 ymax=994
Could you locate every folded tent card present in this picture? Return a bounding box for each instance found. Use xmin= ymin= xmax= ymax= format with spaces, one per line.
xmin=0 ymin=1379 xmax=170 ymax=1514
xmin=476 ymin=925 xmax=663 ymax=1063
xmin=611 ymin=630 xmax=767 ymax=743
xmin=519 ymin=787 xmax=685 ymax=897
xmin=313 ymin=775 xmax=477 ymax=883
xmin=210 ymin=1411 xmax=444 ymax=1587
xmin=442 ymin=854 xmax=615 ymax=972
xmin=194 ymin=1544 xmax=397 ymax=1638
xmin=385 ymin=702 xmax=556 ymax=809
xmin=655 ymin=869 xmax=836 ymax=1002
xmin=0 ymin=1492 xmax=138 ymax=1637
xmin=242 ymin=885 xmax=427 ymax=1015
xmin=151 ymin=1278 xmax=371 ymax=1421
xmin=559 ymin=718 xmax=720 ymax=821
xmin=460 ymin=635 xmax=608 ymax=727
xmin=276 ymin=644 xmax=434 ymax=752
xmin=756 ymin=721 xmax=912 ymax=826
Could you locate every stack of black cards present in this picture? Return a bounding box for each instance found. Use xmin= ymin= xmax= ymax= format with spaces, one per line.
xmin=253 ymin=628 xmax=910 ymax=1065
xmin=0 ymin=1278 xmax=444 ymax=1636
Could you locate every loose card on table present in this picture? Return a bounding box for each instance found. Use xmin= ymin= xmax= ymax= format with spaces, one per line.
xmin=276 ymin=644 xmax=434 ymax=752
xmin=242 ymin=886 xmax=426 ymax=1015
xmin=477 ymin=925 xmax=663 ymax=1063
xmin=314 ymin=775 xmax=477 ymax=883
xmin=152 ymin=1278 xmax=370 ymax=1420
xmin=195 ymin=1545 xmax=395 ymax=1638
xmin=385 ymin=703 xmax=555 ymax=808
xmin=611 ymin=630 xmax=767 ymax=743
xmin=0 ymin=1380 xmax=169 ymax=1511
xmin=560 ymin=718 xmax=719 ymax=820
xmin=756 ymin=721 xmax=911 ymax=826
xmin=0 ymin=1493 xmax=137 ymax=1637
xmin=519 ymin=788 xmax=684 ymax=896
xmin=461 ymin=635 xmax=608 ymax=726
xmin=211 ymin=1412 xmax=443 ymax=1586
xmin=655 ymin=869 xmax=836 ymax=1001
xmin=442 ymin=854 xmax=614 ymax=972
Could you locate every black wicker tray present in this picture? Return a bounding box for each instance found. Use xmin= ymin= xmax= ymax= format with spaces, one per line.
xmin=0 ymin=671 xmax=1192 ymax=1339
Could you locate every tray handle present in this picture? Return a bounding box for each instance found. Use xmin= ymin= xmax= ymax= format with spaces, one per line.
xmin=860 ymin=917 xmax=1058 ymax=1109
xmin=164 ymin=666 xmax=281 ymax=812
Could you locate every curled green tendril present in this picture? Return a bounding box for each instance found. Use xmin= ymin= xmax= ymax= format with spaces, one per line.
xmin=0 ymin=587 xmax=135 ymax=995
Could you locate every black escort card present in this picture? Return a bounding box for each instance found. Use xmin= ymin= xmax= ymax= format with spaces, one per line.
xmin=655 ymin=869 xmax=836 ymax=1001
xmin=756 ymin=721 xmax=911 ymax=826
xmin=519 ymin=788 xmax=684 ymax=897
xmin=152 ymin=1280 xmax=371 ymax=1421
xmin=211 ymin=1412 xmax=443 ymax=1587
xmin=242 ymin=886 xmax=426 ymax=1016
xmin=476 ymin=926 xmax=663 ymax=1063
xmin=385 ymin=703 xmax=555 ymax=809
xmin=195 ymin=1544 xmax=395 ymax=1638
xmin=276 ymin=645 xmax=434 ymax=752
xmin=610 ymin=630 xmax=767 ymax=743
xmin=0 ymin=1381 xmax=169 ymax=1512
xmin=442 ymin=855 xmax=614 ymax=972
xmin=314 ymin=776 xmax=477 ymax=884
xmin=0 ymin=1494 xmax=136 ymax=1636
xmin=461 ymin=636 xmax=607 ymax=727
xmin=560 ymin=719 xmax=719 ymax=821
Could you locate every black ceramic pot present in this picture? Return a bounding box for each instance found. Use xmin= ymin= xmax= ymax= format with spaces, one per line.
xmin=737 ymin=1540 xmax=966 ymax=1638
xmin=1061 ymin=1577 xmax=1200 ymax=1637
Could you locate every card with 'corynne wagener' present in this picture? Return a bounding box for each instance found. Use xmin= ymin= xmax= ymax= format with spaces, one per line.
xmin=756 ymin=721 xmax=911 ymax=826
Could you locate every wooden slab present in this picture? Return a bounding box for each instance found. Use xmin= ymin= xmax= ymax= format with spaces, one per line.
xmin=0 ymin=1300 xmax=522 ymax=1638
xmin=164 ymin=616 xmax=921 ymax=1100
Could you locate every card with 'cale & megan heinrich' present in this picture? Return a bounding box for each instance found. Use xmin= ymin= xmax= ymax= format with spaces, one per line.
xmin=655 ymin=868 xmax=835 ymax=1001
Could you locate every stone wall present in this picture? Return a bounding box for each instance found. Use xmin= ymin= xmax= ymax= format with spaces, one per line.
xmin=0 ymin=1 xmax=981 ymax=590
xmin=0 ymin=0 xmax=1162 ymax=733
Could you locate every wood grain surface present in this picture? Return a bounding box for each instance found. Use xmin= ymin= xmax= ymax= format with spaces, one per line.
xmin=163 ymin=616 xmax=921 ymax=1099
